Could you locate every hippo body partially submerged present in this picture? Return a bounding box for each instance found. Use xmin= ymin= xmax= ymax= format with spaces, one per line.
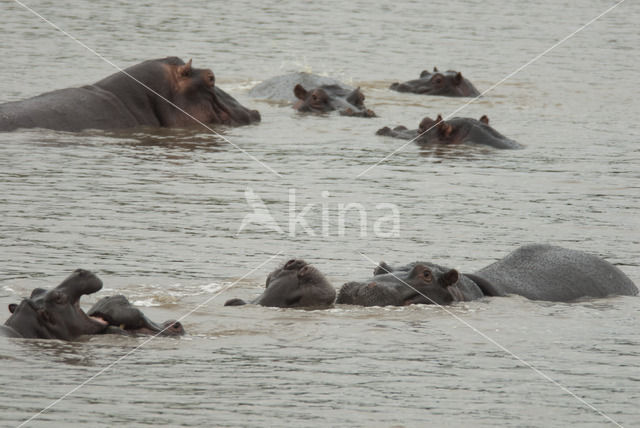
xmin=2 ymin=269 xmax=108 ymax=340
xmin=249 ymin=72 xmax=375 ymax=117
xmin=2 ymin=270 xmax=185 ymax=340
xmin=390 ymin=68 xmax=480 ymax=97
xmin=88 ymin=295 xmax=184 ymax=337
xmin=377 ymin=115 xmax=522 ymax=149
xmin=0 ymin=57 xmax=260 ymax=132
xmin=337 ymin=245 xmax=638 ymax=306
xmin=225 ymin=259 xmax=336 ymax=308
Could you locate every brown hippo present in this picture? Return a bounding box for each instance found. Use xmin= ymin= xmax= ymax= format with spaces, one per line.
xmin=376 ymin=114 xmax=522 ymax=149
xmin=390 ymin=67 xmax=480 ymax=97
xmin=1 ymin=269 xmax=184 ymax=340
xmin=249 ymin=72 xmax=376 ymax=117
xmin=225 ymin=259 xmax=336 ymax=308
xmin=337 ymin=245 xmax=638 ymax=306
xmin=0 ymin=57 xmax=260 ymax=132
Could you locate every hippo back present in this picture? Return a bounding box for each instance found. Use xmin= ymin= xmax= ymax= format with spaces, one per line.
xmin=472 ymin=244 xmax=638 ymax=301
xmin=249 ymin=72 xmax=350 ymax=103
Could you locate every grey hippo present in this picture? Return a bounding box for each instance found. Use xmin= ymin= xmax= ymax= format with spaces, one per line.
xmin=337 ymin=245 xmax=638 ymax=306
xmin=249 ymin=72 xmax=376 ymax=117
xmin=225 ymin=259 xmax=336 ymax=308
xmin=0 ymin=57 xmax=260 ymax=132
xmin=390 ymin=67 xmax=480 ymax=97
xmin=376 ymin=114 xmax=522 ymax=149
xmin=1 ymin=269 xmax=184 ymax=340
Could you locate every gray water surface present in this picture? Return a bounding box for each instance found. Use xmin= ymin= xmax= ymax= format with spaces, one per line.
xmin=1 ymin=1 xmax=639 ymax=427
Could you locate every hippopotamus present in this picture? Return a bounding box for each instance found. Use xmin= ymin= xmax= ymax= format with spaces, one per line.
xmin=337 ymin=245 xmax=638 ymax=306
xmin=1 ymin=269 xmax=185 ymax=340
xmin=376 ymin=114 xmax=522 ymax=149
xmin=248 ymin=72 xmax=376 ymax=117
xmin=1 ymin=269 xmax=109 ymax=340
xmin=390 ymin=67 xmax=480 ymax=97
xmin=225 ymin=259 xmax=336 ymax=308
xmin=87 ymin=295 xmax=184 ymax=337
xmin=0 ymin=57 xmax=260 ymax=132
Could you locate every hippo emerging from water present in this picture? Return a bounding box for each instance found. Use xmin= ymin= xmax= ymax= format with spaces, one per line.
xmin=0 ymin=57 xmax=260 ymax=132
xmin=1 ymin=269 xmax=184 ymax=340
xmin=249 ymin=72 xmax=376 ymax=117
xmin=87 ymin=295 xmax=184 ymax=337
xmin=376 ymin=114 xmax=522 ymax=149
xmin=337 ymin=245 xmax=638 ymax=306
xmin=390 ymin=67 xmax=480 ymax=97
xmin=225 ymin=259 xmax=336 ymax=308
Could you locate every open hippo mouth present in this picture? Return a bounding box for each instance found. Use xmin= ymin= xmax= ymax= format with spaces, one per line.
xmin=6 ymin=269 xmax=110 ymax=340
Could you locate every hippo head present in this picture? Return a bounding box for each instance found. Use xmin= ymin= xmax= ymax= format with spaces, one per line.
xmin=292 ymin=84 xmax=376 ymax=117
xmin=87 ymin=295 xmax=185 ymax=337
xmin=336 ymin=262 xmax=462 ymax=306
xmin=97 ymin=57 xmax=260 ymax=128
xmin=415 ymin=114 xmax=519 ymax=149
xmin=390 ymin=67 xmax=480 ymax=97
xmin=4 ymin=269 xmax=108 ymax=340
xmin=225 ymin=259 xmax=336 ymax=308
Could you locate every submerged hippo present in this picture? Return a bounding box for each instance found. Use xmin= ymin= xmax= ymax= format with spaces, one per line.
xmin=376 ymin=114 xmax=522 ymax=149
xmin=390 ymin=67 xmax=480 ymax=97
xmin=0 ymin=57 xmax=260 ymax=132
xmin=1 ymin=269 xmax=108 ymax=340
xmin=248 ymin=72 xmax=376 ymax=117
xmin=1 ymin=269 xmax=185 ymax=340
xmin=87 ymin=295 xmax=184 ymax=337
xmin=225 ymin=259 xmax=336 ymax=308
xmin=337 ymin=245 xmax=638 ymax=306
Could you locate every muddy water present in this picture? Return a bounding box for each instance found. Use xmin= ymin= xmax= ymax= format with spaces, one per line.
xmin=1 ymin=0 xmax=639 ymax=427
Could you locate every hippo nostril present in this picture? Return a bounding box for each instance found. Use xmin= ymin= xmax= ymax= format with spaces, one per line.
xmin=173 ymin=322 xmax=181 ymax=329
xmin=284 ymin=259 xmax=297 ymax=268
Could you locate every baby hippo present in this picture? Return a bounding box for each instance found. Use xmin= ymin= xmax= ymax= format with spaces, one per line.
xmin=225 ymin=259 xmax=336 ymax=308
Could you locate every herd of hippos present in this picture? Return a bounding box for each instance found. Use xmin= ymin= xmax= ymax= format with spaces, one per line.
xmin=1 ymin=57 xmax=637 ymax=340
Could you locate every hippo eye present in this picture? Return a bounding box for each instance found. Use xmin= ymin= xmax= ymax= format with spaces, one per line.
xmin=423 ymin=270 xmax=433 ymax=282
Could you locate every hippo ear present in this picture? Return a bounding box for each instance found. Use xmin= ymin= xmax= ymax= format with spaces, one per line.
xmin=441 ymin=269 xmax=459 ymax=288
xmin=346 ymin=87 xmax=365 ymax=106
xmin=453 ymin=72 xmax=463 ymax=85
xmin=436 ymin=116 xmax=453 ymax=138
xmin=418 ymin=117 xmax=435 ymax=133
xmin=178 ymin=59 xmax=193 ymax=77
xmin=8 ymin=303 xmax=17 ymax=313
xmin=419 ymin=70 xmax=430 ymax=78
xmin=294 ymin=84 xmax=308 ymax=100
xmin=479 ymin=115 xmax=489 ymax=125
xmin=297 ymin=265 xmax=312 ymax=278
xmin=433 ymin=66 xmax=439 ymax=72
xmin=373 ymin=262 xmax=393 ymax=276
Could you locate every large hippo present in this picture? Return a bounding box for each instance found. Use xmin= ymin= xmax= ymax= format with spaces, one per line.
xmin=376 ymin=114 xmax=522 ymax=149
xmin=225 ymin=259 xmax=336 ymax=308
xmin=1 ymin=269 xmax=108 ymax=340
xmin=337 ymin=245 xmax=638 ymax=306
xmin=0 ymin=57 xmax=260 ymax=132
xmin=87 ymin=295 xmax=184 ymax=337
xmin=248 ymin=72 xmax=376 ymax=117
xmin=390 ymin=67 xmax=480 ymax=97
